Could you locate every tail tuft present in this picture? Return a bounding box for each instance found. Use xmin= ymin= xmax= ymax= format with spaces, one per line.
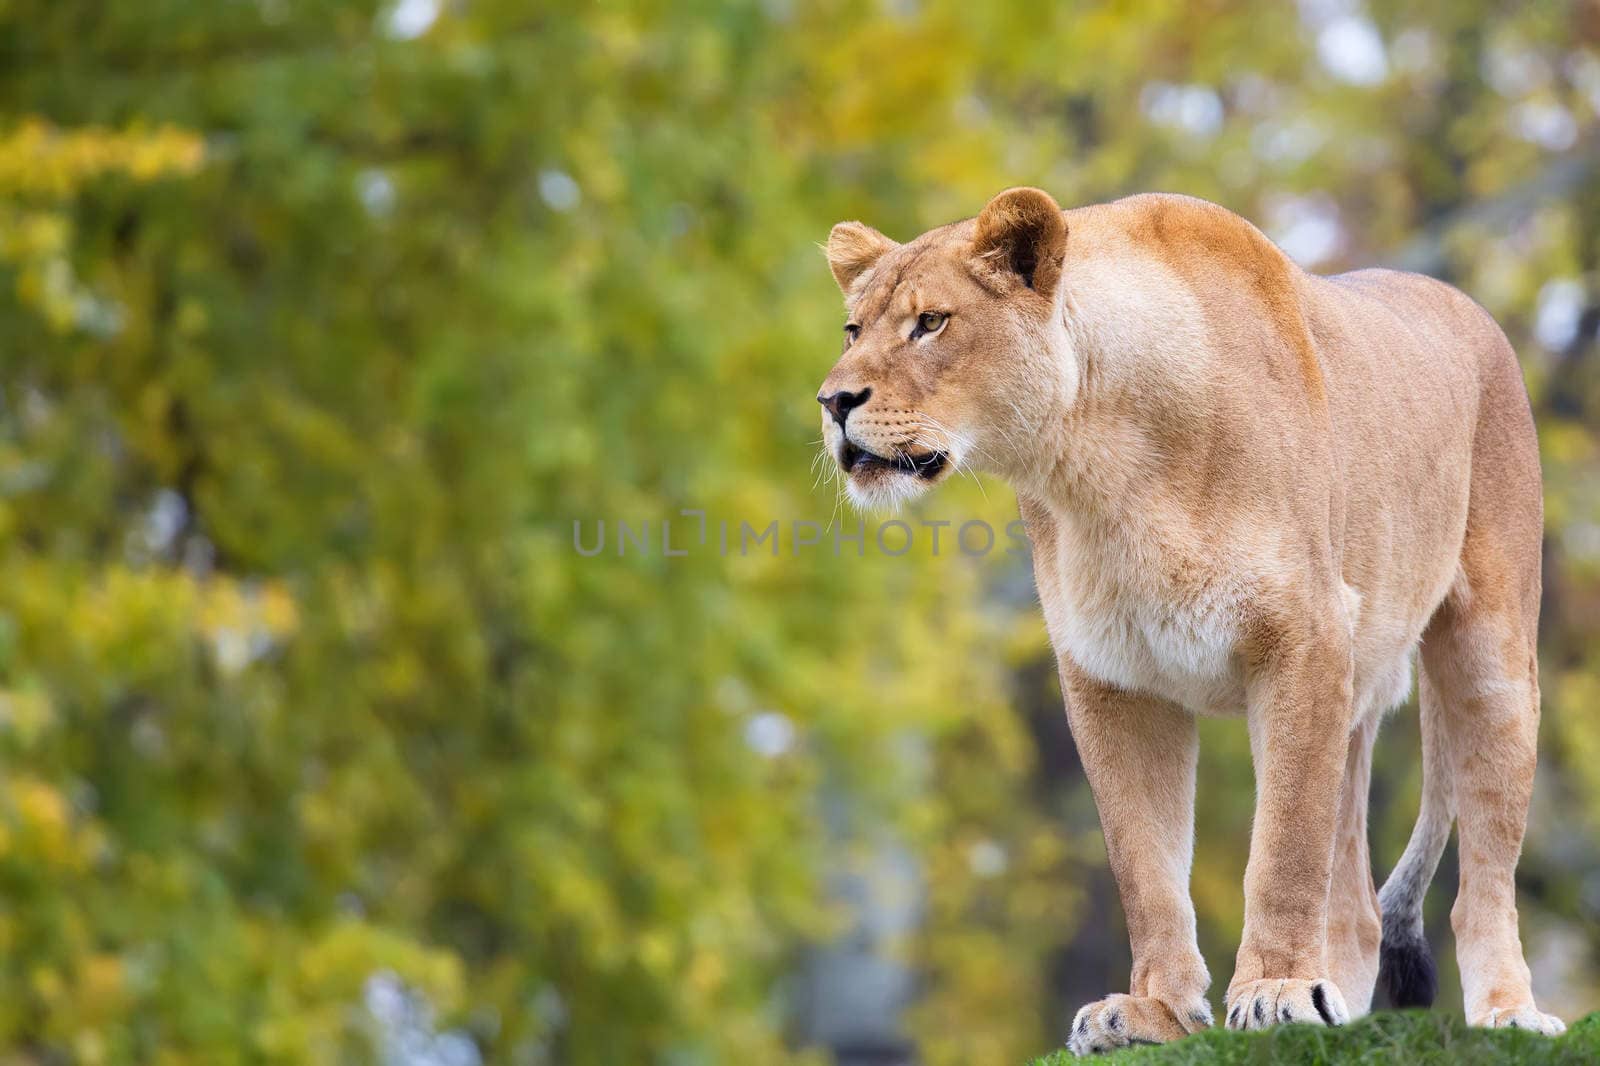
xmin=1375 ymin=679 xmax=1453 ymax=1012
xmin=1377 ymin=924 xmax=1438 ymax=1009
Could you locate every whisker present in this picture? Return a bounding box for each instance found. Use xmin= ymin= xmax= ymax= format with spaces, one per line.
xmin=909 ymin=429 xmax=989 ymax=503
xmin=825 ymin=461 xmax=845 ymax=532
xmin=922 ymin=407 xmax=1018 ymax=461
xmin=915 ymin=414 xmax=1018 ymax=488
xmin=910 ymin=414 xmax=998 ymax=470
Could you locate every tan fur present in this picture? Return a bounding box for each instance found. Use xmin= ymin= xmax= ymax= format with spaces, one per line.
xmin=817 ymin=188 xmax=1561 ymax=1051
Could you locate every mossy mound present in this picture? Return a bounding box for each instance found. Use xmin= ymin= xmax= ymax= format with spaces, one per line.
xmin=1029 ymin=1010 xmax=1600 ymax=1065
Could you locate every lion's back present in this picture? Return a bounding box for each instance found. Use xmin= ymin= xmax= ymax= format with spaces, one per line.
xmin=1307 ymin=266 xmax=1524 ymax=443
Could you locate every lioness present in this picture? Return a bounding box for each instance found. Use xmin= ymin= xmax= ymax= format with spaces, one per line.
xmin=816 ymin=188 xmax=1562 ymax=1053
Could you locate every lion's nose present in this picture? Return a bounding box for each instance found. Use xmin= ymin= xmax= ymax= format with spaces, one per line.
xmin=818 ymin=387 xmax=872 ymax=428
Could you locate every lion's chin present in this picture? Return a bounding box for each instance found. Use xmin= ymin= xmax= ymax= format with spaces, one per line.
xmin=844 ymin=467 xmax=940 ymax=512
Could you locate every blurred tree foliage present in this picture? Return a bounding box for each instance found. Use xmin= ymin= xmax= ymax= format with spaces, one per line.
xmin=0 ymin=2 xmax=1597 ymax=1065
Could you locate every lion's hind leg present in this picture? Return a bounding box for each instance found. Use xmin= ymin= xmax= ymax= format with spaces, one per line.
xmin=1326 ymin=710 xmax=1382 ymax=1016
xmin=1418 ymin=587 xmax=1562 ymax=1034
xmin=1407 ymin=339 xmax=1562 ymax=1034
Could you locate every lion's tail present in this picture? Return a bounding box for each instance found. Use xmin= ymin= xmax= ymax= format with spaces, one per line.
xmin=1375 ymin=688 xmax=1453 ymax=1009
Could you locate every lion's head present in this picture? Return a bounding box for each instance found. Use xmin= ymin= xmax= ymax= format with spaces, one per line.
xmin=817 ymin=187 xmax=1077 ymax=509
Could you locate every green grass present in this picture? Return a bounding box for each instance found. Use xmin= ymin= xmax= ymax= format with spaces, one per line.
xmin=1029 ymin=1011 xmax=1600 ymax=1064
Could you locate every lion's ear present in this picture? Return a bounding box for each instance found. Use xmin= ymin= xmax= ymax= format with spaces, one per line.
xmin=972 ymin=187 xmax=1067 ymax=297
xmin=826 ymin=221 xmax=898 ymax=295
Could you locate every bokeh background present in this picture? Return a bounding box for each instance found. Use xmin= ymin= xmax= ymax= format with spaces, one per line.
xmin=2 ymin=1 xmax=1599 ymax=1063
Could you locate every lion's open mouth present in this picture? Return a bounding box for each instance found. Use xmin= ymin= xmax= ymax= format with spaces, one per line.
xmin=840 ymin=440 xmax=949 ymax=480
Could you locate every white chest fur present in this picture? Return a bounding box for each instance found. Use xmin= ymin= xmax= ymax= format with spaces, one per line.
xmin=1038 ymin=515 xmax=1249 ymax=716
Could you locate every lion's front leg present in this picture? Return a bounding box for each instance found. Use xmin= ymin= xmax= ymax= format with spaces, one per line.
xmin=1060 ymin=664 xmax=1213 ymax=1056
xmin=1226 ymin=620 xmax=1354 ymax=1030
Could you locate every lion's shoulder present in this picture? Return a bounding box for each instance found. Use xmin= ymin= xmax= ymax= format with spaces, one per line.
xmin=1094 ymin=193 xmax=1296 ymax=279
xmin=1081 ymin=193 xmax=1323 ymax=404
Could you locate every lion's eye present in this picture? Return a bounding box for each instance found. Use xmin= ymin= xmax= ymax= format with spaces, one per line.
xmin=843 ymin=323 xmax=861 ymax=347
xmin=912 ymin=311 xmax=948 ymax=339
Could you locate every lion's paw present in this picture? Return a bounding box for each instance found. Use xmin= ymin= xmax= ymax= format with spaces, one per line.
xmin=1224 ymin=978 xmax=1347 ymax=1030
xmin=1475 ymin=1005 xmax=1565 ymax=1035
xmin=1067 ymin=993 xmax=1212 ymax=1056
